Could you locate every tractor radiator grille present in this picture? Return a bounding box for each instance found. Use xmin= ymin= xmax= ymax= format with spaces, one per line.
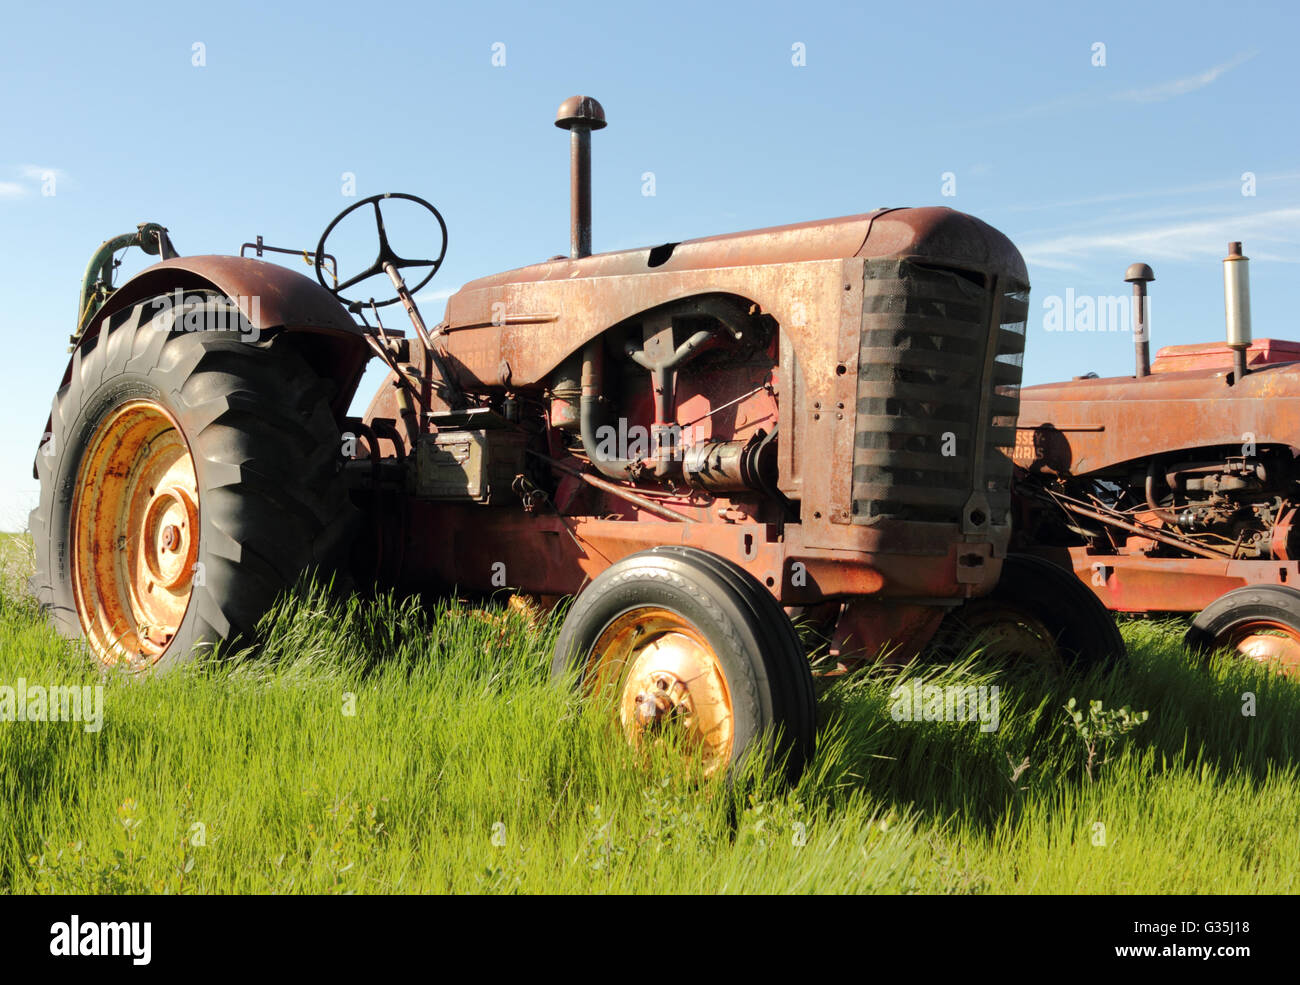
xmin=851 ymin=258 xmax=1027 ymax=525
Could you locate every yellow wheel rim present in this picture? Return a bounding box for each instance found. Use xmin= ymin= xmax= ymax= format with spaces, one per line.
xmin=1221 ymin=621 xmax=1300 ymax=676
xmin=960 ymin=601 xmax=1066 ymax=678
xmin=586 ymin=607 xmax=734 ymax=777
xmin=71 ymin=399 xmax=200 ymax=668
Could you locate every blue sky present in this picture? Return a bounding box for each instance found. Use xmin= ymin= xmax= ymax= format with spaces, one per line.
xmin=1 ymin=0 xmax=1297 ymax=528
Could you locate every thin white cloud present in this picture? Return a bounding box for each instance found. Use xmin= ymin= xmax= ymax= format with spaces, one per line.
xmin=415 ymin=286 xmax=459 ymax=303
xmin=1020 ymin=207 xmax=1300 ymax=270
xmin=1010 ymin=179 xmax=1236 ymax=213
xmin=1115 ymin=50 xmax=1257 ymax=103
xmin=1006 ymin=172 xmax=1300 ymax=218
xmin=961 ymin=50 xmax=1258 ymax=130
xmin=0 ymin=164 xmax=67 ymax=199
xmin=19 ymin=164 xmax=64 ymax=180
xmin=955 ymin=91 xmax=1097 ymax=130
xmin=1015 ymin=201 xmax=1247 ymax=242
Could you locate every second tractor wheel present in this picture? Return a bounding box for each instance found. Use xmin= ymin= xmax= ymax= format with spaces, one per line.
xmin=934 ymin=553 xmax=1126 ymax=677
xmin=1184 ymin=585 xmax=1300 ymax=675
xmin=552 ymin=546 xmax=817 ymax=781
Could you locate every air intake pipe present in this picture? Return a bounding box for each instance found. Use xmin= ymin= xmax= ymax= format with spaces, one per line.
xmin=1224 ymin=241 xmax=1252 ymax=380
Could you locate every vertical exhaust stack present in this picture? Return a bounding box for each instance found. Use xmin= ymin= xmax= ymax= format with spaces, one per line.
xmin=1125 ymin=262 xmax=1155 ymax=377
xmin=1224 ymin=241 xmax=1252 ymax=380
xmin=555 ymin=95 xmax=607 ymax=259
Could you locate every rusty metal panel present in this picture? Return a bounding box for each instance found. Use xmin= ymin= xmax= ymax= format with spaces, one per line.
xmin=1031 ymin=547 xmax=1300 ymax=613
xmin=76 ymin=255 xmax=362 ymax=339
xmin=451 ymin=259 xmax=853 ymax=389
xmin=776 ymin=326 xmax=803 ymax=495
xmin=826 ymin=269 xmax=863 ymax=522
xmin=1018 ymin=353 xmax=1300 ymax=476
xmin=52 ymin=255 xmax=369 ymax=423
xmin=451 ymin=206 xmax=1027 ymax=291
xmin=1151 ymin=338 xmax=1300 ymax=374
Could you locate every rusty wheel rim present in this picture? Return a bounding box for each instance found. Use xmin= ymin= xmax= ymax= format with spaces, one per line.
xmin=1219 ymin=620 xmax=1300 ymax=676
xmin=71 ymin=400 xmax=199 ymax=668
xmin=960 ymin=602 xmax=1066 ymax=678
xmin=586 ymin=607 xmax=733 ymax=776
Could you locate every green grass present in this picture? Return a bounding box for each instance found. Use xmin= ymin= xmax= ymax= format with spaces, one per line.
xmin=1 ymin=543 xmax=1297 ymax=893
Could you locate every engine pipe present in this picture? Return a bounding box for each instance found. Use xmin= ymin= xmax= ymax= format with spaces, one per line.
xmin=1125 ymin=262 xmax=1154 ymax=378
xmin=578 ymin=339 xmax=643 ymax=480
xmin=75 ymin=222 xmax=178 ymax=342
xmin=527 ymin=449 xmax=694 ymax=522
xmin=1143 ymin=459 xmax=1180 ymax=526
xmin=1224 ymin=241 xmax=1252 ymax=381
xmin=1052 ymin=494 xmax=1232 ymax=560
xmin=555 ymin=95 xmax=606 ymax=259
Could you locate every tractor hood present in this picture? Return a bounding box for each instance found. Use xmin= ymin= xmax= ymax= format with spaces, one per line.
xmin=457 ymin=207 xmax=1027 ymax=293
xmin=1016 ymin=346 xmax=1300 ymax=476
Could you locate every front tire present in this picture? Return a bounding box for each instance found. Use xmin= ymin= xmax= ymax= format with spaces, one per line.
xmin=552 ymin=546 xmax=816 ymax=780
xmin=29 ymin=294 xmax=355 ymax=670
xmin=933 ymin=553 xmax=1126 ymax=677
xmin=1184 ymin=585 xmax=1300 ymax=675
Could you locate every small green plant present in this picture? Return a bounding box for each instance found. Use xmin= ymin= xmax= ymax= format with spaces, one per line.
xmin=1064 ymin=698 xmax=1149 ymax=781
xmin=573 ymin=803 xmax=626 ymax=873
xmin=735 ymin=794 xmax=813 ymax=854
xmin=26 ymin=797 xmax=145 ymax=894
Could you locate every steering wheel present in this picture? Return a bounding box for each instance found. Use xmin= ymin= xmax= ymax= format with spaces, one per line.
xmin=314 ymin=192 xmax=448 ymax=308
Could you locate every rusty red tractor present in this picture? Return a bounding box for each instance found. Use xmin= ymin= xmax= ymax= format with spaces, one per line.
xmin=30 ymin=96 xmax=1123 ymax=779
xmin=1014 ymin=242 xmax=1300 ymax=674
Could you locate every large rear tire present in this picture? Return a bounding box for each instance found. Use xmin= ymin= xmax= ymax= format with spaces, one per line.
xmin=29 ymin=293 xmax=356 ymax=671
xmin=552 ymin=546 xmax=816 ymax=781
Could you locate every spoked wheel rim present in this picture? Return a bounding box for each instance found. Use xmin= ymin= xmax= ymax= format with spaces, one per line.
xmin=1217 ymin=620 xmax=1300 ymax=675
xmin=958 ymin=601 xmax=1067 ymax=679
xmin=585 ymin=607 xmax=733 ymax=777
xmin=71 ymin=399 xmax=199 ymax=668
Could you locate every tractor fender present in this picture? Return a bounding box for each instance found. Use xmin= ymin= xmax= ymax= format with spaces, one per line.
xmin=58 ymin=255 xmax=369 ymax=420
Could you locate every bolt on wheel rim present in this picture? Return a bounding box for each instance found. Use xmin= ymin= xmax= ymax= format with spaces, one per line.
xmin=586 ymin=607 xmax=733 ymax=776
xmin=71 ymin=400 xmax=199 ymax=668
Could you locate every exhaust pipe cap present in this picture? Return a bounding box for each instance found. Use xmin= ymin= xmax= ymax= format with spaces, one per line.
xmin=555 ymin=95 xmax=607 ymax=131
xmin=1124 ymin=262 xmax=1155 ymax=284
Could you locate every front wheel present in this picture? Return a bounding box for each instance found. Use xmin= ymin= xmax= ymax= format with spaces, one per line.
xmin=932 ymin=553 xmax=1126 ymax=678
xmin=1184 ymin=585 xmax=1300 ymax=675
xmin=552 ymin=546 xmax=816 ymax=781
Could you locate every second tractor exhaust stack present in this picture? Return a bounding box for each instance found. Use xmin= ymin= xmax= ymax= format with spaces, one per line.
xmin=1125 ymin=262 xmax=1155 ymax=377
xmin=1224 ymin=241 xmax=1252 ymax=380
xmin=555 ymin=95 xmax=607 ymax=259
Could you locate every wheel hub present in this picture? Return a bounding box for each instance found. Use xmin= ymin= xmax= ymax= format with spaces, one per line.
xmin=587 ymin=609 xmax=734 ymax=776
xmin=956 ymin=601 xmax=1066 ymax=678
xmin=630 ymin=667 xmax=695 ymax=728
xmin=71 ymin=400 xmax=200 ymax=667
xmin=140 ymin=487 xmax=198 ymax=590
xmin=1226 ymin=622 xmax=1300 ymax=676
